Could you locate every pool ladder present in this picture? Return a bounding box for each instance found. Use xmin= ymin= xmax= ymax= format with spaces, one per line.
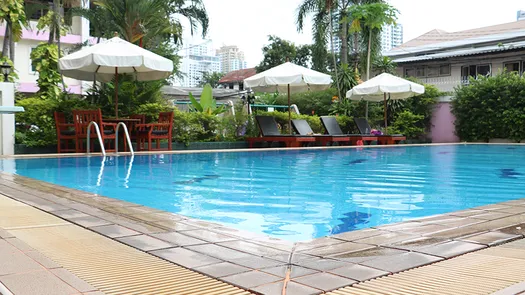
xmin=86 ymin=121 xmax=134 ymax=156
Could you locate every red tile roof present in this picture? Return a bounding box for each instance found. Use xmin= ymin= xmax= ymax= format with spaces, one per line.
xmin=219 ymin=68 xmax=257 ymax=83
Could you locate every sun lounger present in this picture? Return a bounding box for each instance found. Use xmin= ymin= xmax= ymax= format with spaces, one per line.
xmin=320 ymin=116 xmax=378 ymax=145
xmin=354 ymin=117 xmax=406 ymax=144
xmin=292 ymin=119 xmax=350 ymax=146
xmin=246 ymin=116 xmax=316 ymax=148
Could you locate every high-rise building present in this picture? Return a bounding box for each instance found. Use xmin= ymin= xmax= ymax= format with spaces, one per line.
xmin=216 ymin=45 xmax=247 ymax=74
xmin=518 ymin=10 xmax=525 ymax=21
xmin=381 ymin=23 xmax=403 ymax=53
xmin=177 ymin=40 xmax=221 ymax=87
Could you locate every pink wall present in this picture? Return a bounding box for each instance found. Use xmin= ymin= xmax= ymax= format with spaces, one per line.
xmin=430 ymin=102 xmax=460 ymax=143
xmin=18 ymin=82 xmax=81 ymax=95
xmin=0 ymin=26 xmax=83 ymax=44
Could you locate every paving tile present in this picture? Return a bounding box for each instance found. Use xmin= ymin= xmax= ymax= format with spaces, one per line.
xmin=0 ymin=244 xmax=43 ymax=276
xmin=50 ymin=268 xmax=97 ymax=293
xmin=0 ymin=228 xmax=14 ymax=239
xmin=150 ymin=247 xmax=223 ymax=268
xmin=211 ymin=227 xmax=269 ymax=240
xmin=435 ymin=217 xmax=487 ymax=228
xmin=292 ymin=272 xmax=356 ymax=291
xmin=151 ymin=232 xmax=207 ymax=246
xmin=426 ymin=225 xmax=488 ymax=239
xmin=90 ymin=224 xmax=140 ymax=238
xmin=448 ymin=209 xmax=487 ymax=218
xmin=221 ymin=270 xmax=281 ymax=288
xmin=186 ymin=244 xmax=253 ymax=260
xmin=416 ymin=240 xmax=486 ymax=258
xmin=361 ymin=252 xmax=443 ymax=273
xmin=218 ymin=240 xmax=287 ymax=256
xmin=474 ymin=204 xmax=513 ymax=211
xmin=295 ymin=258 xmax=351 ymax=271
xmin=458 ymin=231 xmax=521 ymax=246
xmin=252 ymin=281 xmax=322 ymax=295
xmin=32 ymin=202 xmax=69 ymax=212
xmin=353 ymin=232 xmax=416 ymax=246
xmin=128 ymin=213 xmax=177 ymax=223
xmin=52 ymin=209 xmax=90 ymax=219
xmin=498 ymin=223 xmax=525 ymax=236
xmin=493 ymin=206 xmax=525 ymax=214
xmin=68 ymin=216 xmax=112 ymax=228
xmin=151 ymin=220 xmax=199 ymax=231
xmin=260 ymin=265 xmax=319 ymax=279
xmin=193 ymin=262 xmax=251 ymax=278
xmin=399 ymin=224 xmax=452 ymax=235
xmin=249 ymin=237 xmax=295 ymax=252
xmin=330 ymin=247 xmax=408 ymax=263
xmin=385 ymin=236 xmax=450 ymax=251
xmin=464 ymin=211 xmax=514 ymax=220
xmin=108 ymin=218 xmax=167 ymax=234
xmin=183 ymin=229 xmax=237 ymax=243
xmin=229 ymin=256 xmax=285 ymax=270
xmin=82 ymin=291 xmax=106 ymax=295
xmin=295 ymin=237 xmax=345 ymax=252
xmin=268 ymin=253 xmax=315 ymax=263
xmin=116 ymin=235 xmax=174 ymax=251
xmin=25 ymin=251 xmax=60 ymax=269
xmin=181 ymin=218 xmax=224 ymax=229
xmin=329 ymin=264 xmax=389 ymax=281
xmin=6 ymin=238 xmax=34 ymax=252
xmin=301 ymin=242 xmax=375 ymax=257
xmin=0 ymin=270 xmax=77 ymax=295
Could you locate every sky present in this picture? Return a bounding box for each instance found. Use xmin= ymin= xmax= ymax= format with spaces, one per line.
xmin=181 ymin=0 xmax=525 ymax=68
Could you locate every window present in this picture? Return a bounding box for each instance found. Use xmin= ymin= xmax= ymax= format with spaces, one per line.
xmin=404 ymin=68 xmax=415 ymax=77
xmin=477 ymin=64 xmax=491 ymax=76
xmin=426 ymin=66 xmax=440 ymax=77
xmin=415 ymin=66 xmax=426 ymax=77
xmin=504 ymin=61 xmax=520 ymax=73
xmin=30 ymin=48 xmax=37 ymax=73
xmin=461 ymin=64 xmax=491 ymax=84
xmin=439 ymin=64 xmax=451 ymax=76
xmin=404 ymin=64 xmax=451 ymax=78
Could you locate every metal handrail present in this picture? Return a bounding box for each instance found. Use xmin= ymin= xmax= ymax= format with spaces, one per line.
xmin=86 ymin=121 xmax=106 ymax=156
xmin=115 ymin=122 xmax=134 ymax=155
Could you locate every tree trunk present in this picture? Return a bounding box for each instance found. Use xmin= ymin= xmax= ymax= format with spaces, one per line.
xmin=340 ymin=12 xmax=348 ymax=65
xmin=9 ymin=30 xmax=15 ymax=63
xmin=329 ymin=8 xmax=342 ymax=100
xmin=353 ymin=32 xmax=358 ymax=71
xmin=367 ymin=27 xmax=372 ymax=80
xmin=2 ymin=22 xmax=10 ymax=58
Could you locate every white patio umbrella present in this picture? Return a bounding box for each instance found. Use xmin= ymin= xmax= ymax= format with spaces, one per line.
xmin=346 ymin=73 xmax=424 ymax=132
xmin=59 ymin=36 xmax=173 ymax=118
xmin=244 ymin=62 xmax=332 ymax=133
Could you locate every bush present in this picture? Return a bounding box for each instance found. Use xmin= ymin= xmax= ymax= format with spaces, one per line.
xmin=220 ymin=102 xmax=258 ymax=141
xmin=390 ymin=111 xmax=425 ymax=139
xmin=452 ymin=72 xmax=525 ymax=141
xmin=135 ymin=103 xmax=172 ymax=123
xmin=172 ymin=109 xmax=221 ymax=145
xmin=274 ymin=88 xmax=337 ymax=116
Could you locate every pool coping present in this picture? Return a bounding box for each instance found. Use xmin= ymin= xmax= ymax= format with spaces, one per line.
xmin=0 ymin=171 xmax=525 ymax=293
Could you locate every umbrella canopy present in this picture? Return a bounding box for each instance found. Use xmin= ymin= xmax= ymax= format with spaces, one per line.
xmin=59 ymin=36 xmax=173 ymax=82
xmin=244 ymin=62 xmax=332 ymax=133
xmin=346 ymin=73 xmax=424 ymax=101
xmin=346 ymin=73 xmax=425 ymax=133
xmin=244 ymin=62 xmax=332 ymax=94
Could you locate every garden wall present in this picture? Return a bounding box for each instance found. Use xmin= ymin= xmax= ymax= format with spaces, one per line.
xmin=430 ymin=100 xmax=459 ymax=143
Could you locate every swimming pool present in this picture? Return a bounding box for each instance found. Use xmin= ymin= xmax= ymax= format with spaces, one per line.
xmin=2 ymin=144 xmax=525 ymax=241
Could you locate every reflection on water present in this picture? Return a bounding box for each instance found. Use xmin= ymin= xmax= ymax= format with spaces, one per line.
xmin=5 ymin=145 xmax=525 ymax=241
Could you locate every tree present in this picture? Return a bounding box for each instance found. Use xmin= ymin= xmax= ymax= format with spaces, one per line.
xmin=348 ymin=2 xmax=398 ymax=80
xmin=196 ymin=72 xmax=224 ymax=88
xmin=373 ymin=56 xmax=397 ymax=74
xmin=92 ymin=0 xmax=208 ymax=47
xmin=256 ymin=35 xmax=311 ymax=72
xmin=0 ymin=0 xmax=28 ymax=63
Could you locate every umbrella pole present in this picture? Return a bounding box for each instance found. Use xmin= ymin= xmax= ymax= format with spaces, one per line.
xmin=288 ymin=83 xmax=291 ymax=134
xmin=115 ymin=67 xmax=118 ymax=118
xmin=384 ymin=92 xmax=387 ymax=134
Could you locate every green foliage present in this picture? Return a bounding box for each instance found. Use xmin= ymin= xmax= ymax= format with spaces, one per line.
xmin=196 ymin=72 xmax=223 ymax=88
xmin=452 ymin=72 xmax=525 ymax=142
xmin=274 ymin=88 xmax=337 ymax=116
xmin=256 ymin=35 xmax=312 ymax=72
xmin=30 ymin=43 xmax=63 ymax=100
xmin=188 ymin=84 xmax=227 ymax=115
xmin=373 ymin=56 xmax=396 ymax=74
xmin=220 ymin=102 xmax=258 ymax=141
xmin=334 ymin=63 xmax=358 ymax=96
xmin=330 ymin=98 xmax=355 ymax=116
xmin=134 ymin=103 xmax=172 ymax=122
xmin=0 ymin=0 xmax=27 ymax=46
xmin=389 ymin=111 xmax=425 ymax=139
xmin=0 ymin=56 xmax=18 ymax=82
xmin=15 ymin=97 xmax=93 ymax=147
xmin=172 ymin=109 xmax=221 ymax=145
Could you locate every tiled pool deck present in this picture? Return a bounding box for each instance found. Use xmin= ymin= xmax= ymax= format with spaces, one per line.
xmin=1 ymin=145 xmax=525 ymax=294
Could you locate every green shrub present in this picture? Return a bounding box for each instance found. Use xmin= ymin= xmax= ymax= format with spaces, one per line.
xmin=390 ymin=111 xmax=425 ymax=139
xmin=220 ymin=102 xmax=258 ymax=141
xmin=172 ymin=109 xmax=221 ymax=145
xmin=274 ymin=88 xmax=337 ymax=116
xmin=452 ymin=72 xmax=525 ymax=141
xmin=134 ymin=103 xmax=172 ymax=123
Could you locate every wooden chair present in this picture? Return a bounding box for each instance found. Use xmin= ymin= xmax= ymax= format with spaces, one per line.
xmin=128 ymin=114 xmax=146 ymax=141
xmin=54 ymin=112 xmax=76 ymax=153
xmin=72 ymin=109 xmax=117 ymax=153
xmin=136 ymin=112 xmax=174 ymax=151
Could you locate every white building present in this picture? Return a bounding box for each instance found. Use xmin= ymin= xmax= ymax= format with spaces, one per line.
xmin=216 ymin=45 xmax=247 ymax=74
xmin=177 ymin=40 xmax=221 ymax=87
xmin=517 ymin=10 xmax=525 ymax=21
xmin=0 ymin=1 xmax=93 ymax=94
xmin=381 ymin=23 xmax=403 ymax=52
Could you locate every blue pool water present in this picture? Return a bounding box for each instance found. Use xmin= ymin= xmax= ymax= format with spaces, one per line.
xmin=2 ymin=144 xmax=525 ymax=241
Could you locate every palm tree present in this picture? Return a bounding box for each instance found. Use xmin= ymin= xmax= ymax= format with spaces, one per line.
xmin=0 ymin=0 xmax=28 ymax=63
xmin=92 ymin=0 xmax=208 ymax=47
xmin=373 ymin=56 xmax=397 ymax=74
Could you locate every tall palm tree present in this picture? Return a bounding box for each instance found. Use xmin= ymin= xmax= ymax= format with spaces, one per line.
xmin=0 ymin=0 xmax=28 ymax=63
